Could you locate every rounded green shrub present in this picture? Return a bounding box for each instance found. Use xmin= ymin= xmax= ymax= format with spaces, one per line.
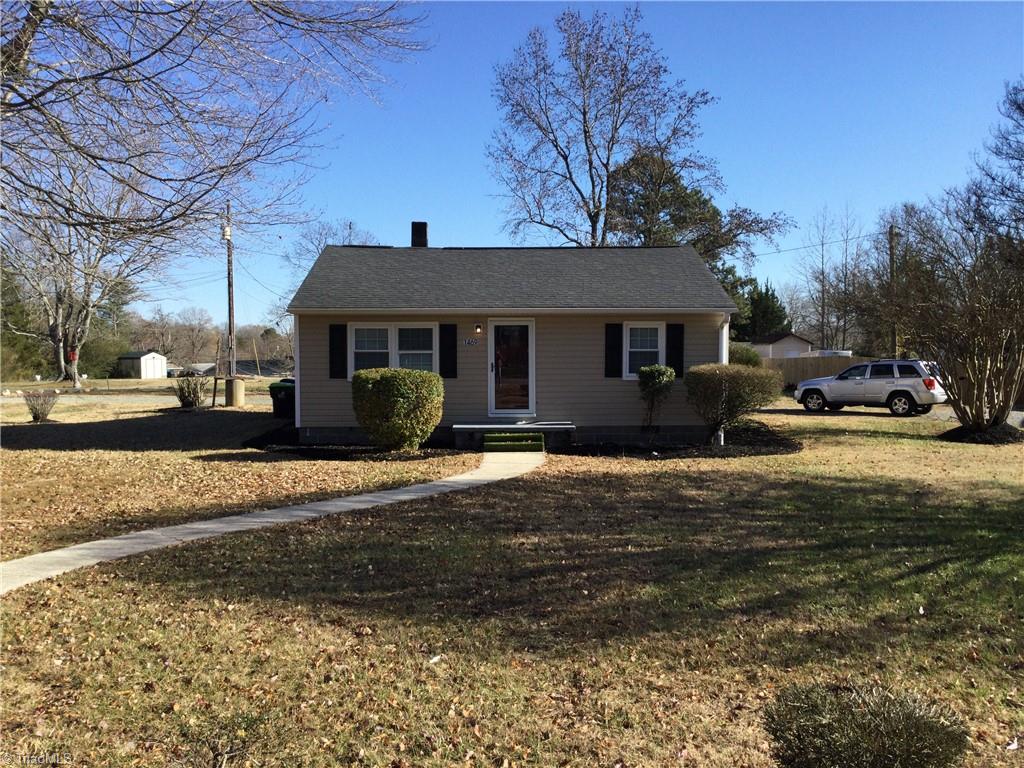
xmin=763 ymin=683 xmax=969 ymax=768
xmin=729 ymin=341 xmax=763 ymax=367
xmin=637 ymin=364 xmax=676 ymax=427
xmin=684 ymin=363 xmax=781 ymax=441
xmin=352 ymin=368 xmax=444 ymax=450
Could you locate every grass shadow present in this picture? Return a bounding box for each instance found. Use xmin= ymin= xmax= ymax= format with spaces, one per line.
xmin=119 ymin=467 xmax=1023 ymax=668
xmin=0 ymin=408 xmax=279 ymax=452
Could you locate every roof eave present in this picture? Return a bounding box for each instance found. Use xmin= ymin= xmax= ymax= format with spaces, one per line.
xmin=287 ymin=305 xmax=737 ymax=315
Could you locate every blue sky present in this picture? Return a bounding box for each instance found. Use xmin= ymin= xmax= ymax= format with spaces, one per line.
xmin=149 ymin=1 xmax=1023 ymax=326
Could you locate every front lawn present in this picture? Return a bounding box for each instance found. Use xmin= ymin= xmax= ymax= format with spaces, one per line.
xmin=1 ymin=407 xmax=1020 ymax=766
xmin=0 ymin=398 xmax=478 ymax=558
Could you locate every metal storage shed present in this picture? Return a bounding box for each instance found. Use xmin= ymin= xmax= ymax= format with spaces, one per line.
xmin=116 ymin=351 xmax=168 ymax=379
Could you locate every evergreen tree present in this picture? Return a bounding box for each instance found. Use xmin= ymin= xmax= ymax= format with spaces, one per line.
xmin=606 ymin=151 xmax=790 ymax=324
xmin=732 ymin=281 xmax=792 ymax=341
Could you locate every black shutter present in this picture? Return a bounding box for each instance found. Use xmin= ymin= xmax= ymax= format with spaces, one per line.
xmin=439 ymin=323 xmax=458 ymax=379
xmin=666 ymin=323 xmax=686 ymax=376
xmin=329 ymin=323 xmax=347 ymax=379
xmin=604 ymin=323 xmax=623 ymax=378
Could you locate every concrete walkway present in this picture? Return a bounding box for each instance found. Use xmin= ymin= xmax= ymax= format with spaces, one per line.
xmin=0 ymin=452 xmax=545 ymax=596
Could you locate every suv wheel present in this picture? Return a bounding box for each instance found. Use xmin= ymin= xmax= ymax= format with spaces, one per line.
xmin=887 ymin=392 xmax=916 ymax=417
xmin=803 ymin=390 xmax=826 ymax=412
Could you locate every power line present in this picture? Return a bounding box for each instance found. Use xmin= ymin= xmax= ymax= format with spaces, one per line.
xmin=749 ymin=229 xmax=885 ymax=260
xmin=236 ymin=257 xmax=292 ymax=300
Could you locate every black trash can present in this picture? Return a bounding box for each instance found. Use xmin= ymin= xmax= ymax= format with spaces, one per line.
xmin=269 ymin=378 xmax=295 ymax=419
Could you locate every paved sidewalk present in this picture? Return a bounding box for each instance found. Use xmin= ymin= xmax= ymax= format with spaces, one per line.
xmin=0 ymin=452 xmax=545 ymax=596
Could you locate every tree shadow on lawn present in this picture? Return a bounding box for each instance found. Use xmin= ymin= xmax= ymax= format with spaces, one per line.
xmin=0 ymin=408 xmax=284 ymax=452
xmin=119 ymin=467 xmax=1023 ymax=668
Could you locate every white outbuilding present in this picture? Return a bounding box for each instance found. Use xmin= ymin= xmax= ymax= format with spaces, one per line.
xmin=117 ymin=351 xmax=168 ymax=379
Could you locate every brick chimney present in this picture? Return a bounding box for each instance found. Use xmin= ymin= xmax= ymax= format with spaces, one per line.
xmin=411 ymin=221 xmax=428 ymax=247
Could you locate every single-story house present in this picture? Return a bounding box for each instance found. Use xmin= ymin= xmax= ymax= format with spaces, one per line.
xmin=287 ymin=223 xmax=736 ymax=446
xmin=116 ymin=351 xmax=167 ymax=379
xmin=749 ymin=331 xmax=814 ymax=359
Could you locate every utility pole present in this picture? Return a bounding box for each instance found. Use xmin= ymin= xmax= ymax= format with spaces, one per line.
xmin=221 ymin=202 xmax=245 ymax=406
xmin=223 ymin=201 xmax=236 ymax=378
xmin=887 ymin=223 xmax=898 ymax=359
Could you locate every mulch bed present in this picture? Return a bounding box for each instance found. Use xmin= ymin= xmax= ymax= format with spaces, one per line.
xmin=558 ymin=419 xmax=803 ymax=459
xmin=937 ymin=422 xmax=1024 ymax=444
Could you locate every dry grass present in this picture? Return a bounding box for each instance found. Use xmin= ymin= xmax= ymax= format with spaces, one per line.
xmin=1 ymin=375 xmax=284 ymax=395
xmin=0 ymin=399 xmax=478 ymax=558
xmin=1 ymin=405 xmax=1021 ymax=767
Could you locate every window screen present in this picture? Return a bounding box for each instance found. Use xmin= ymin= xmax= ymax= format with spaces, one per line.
xmin=353 ymin=327 xmax=389 ymax=371
xmin=397 ymin=327 xmax=434 ymax=372
xmin=627 ymin=326 xmax=660 ymax=375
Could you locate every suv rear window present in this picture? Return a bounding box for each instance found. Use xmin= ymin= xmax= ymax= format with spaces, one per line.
xmin=897 ymin=364 xmax=920 ymax=378
xmin=870 ymin=364 xmax=895 ymax=378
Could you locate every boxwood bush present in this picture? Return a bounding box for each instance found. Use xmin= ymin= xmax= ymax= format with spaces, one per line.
xmin=763 ymin=683 xmax=969 ymax=768
xmin=684 ymin=363 xmax=781 ymax=440
xmin=352 ymin=368 xmax=444 ymax=450
xmin=637 ymin=364 xmax=676 ymax=427
xmin=729 ymin=341 xmax=763 ymax=367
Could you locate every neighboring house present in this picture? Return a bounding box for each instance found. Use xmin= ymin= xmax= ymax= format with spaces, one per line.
xmin=750 ymin=331 xmax=814 ymax=359
xmin=116 ymin=351 xmax=167 ymax=379
xmin=287 ymin=223 xmax=736 ymax=445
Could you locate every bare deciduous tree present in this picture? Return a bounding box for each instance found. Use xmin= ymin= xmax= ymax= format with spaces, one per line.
xmin=1 ymin=2 xmax=419 ymax=381
xmin=283 ymin=218 xmax=379 ymax=276
xmin=178 ymin=307 xmax=215 ymax=365
xmin=1 ymin=1 xmax=422 ymax=235
xmin=1 ymin=167 xmax=172 ymax=384
xmin=794 ymin=206 xmax=866 ymax=351
xmin=892 ymin=189 xmax=1024 ymax=433
xmin=978 ymin=79 xmax=1024 ymax=226
xmin=489 ymin=7 xmax=715 ymax=246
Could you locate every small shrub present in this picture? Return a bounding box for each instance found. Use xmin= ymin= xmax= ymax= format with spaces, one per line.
xmin=637 ymin=364 xmax=676 ymax=427
xmin=23 ymin=390 xmax=58 ymax=422
xmin=729 ymin=341 xmax=762 ymax=367
xmin=763 ymin=683 xmax=969 ymax=768
xmin=174 ymin=374 xmax=211 ymax=408
xmin=684 ymin=363 xmax=781 ymax=441
xmin=352 ymin=367 xmax=444 ymax=450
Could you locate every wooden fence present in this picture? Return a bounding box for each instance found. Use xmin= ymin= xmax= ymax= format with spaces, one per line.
xmin=762 ymin=355 xmax=873 ymax=388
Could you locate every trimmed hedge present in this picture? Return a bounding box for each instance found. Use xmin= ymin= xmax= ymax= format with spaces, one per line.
xmin=637 ymin=364 xmax=676 ymax=427
xmin=729 ymin=342 xmax=763 ymax=367
xmin=763 ymin=683 xmax=969 ymax=768
xmin=684 ymin=363 xmax=781 ymax=440
xmin=352 ymin=368 xmax=444 ymax=450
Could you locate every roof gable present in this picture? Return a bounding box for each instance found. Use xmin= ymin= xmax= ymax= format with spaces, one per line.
xmin=288 ymin=246 xmax=736 ymax=313
xmin=750 ymin=331 xmax=813 ymax=345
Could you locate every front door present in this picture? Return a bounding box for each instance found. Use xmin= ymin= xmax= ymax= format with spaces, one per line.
xmin=488 ymin=319 xmax=535 ymax=416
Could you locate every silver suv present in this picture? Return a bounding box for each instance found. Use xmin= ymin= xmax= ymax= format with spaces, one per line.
xmin=795 ymin=359 xmax=947 ymax=416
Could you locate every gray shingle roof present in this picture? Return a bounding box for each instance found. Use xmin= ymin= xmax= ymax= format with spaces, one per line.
xmin=288 ymin=246 xmax=736 ymax=312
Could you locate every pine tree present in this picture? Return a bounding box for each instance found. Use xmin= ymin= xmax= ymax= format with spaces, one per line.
xmin=733 ymin=281 xmax=791 ymax=341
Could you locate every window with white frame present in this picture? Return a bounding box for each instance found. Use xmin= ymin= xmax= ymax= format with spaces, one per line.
xmin=353 ymin=327 xmax=390 ymax=372
xmin=398 ymin=327 xmax=434 ymax=371
xmin=624 ymin=323 xmax=664 ymax=378
xmin=350 ymin=324 xmax=437 ymax=377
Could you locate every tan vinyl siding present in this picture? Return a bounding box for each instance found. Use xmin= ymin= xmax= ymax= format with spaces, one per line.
xmin=296 ymin=313 xmax=724 ymax=428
